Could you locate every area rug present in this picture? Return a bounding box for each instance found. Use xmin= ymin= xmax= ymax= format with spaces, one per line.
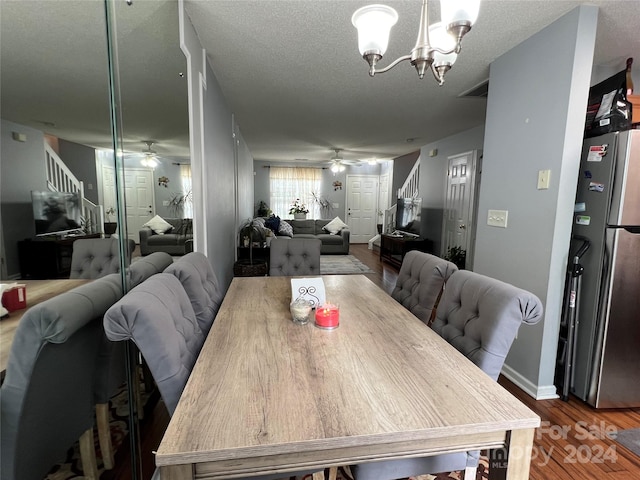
xmin=612 ymin=428 xmax=640 ymax=457
xmin=321 ymin=255 xmax=375 ymax=275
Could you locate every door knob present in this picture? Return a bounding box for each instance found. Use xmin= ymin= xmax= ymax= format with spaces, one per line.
xmin=459 ymin=224 xmax=466 ymax=230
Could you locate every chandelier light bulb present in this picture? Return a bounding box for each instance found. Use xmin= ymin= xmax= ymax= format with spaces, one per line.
xmin=351 ymin=4 xmax=398 ymax=57
xmin=353 ymin=0 xmax=480 ymax=84
xmin=441 ymin=0 xmax=481 ymax=30
xmin=430 ymin=23 xmax=458 ymax=68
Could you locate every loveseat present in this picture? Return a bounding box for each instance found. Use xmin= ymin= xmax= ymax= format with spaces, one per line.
xmin=139 ymin=217 xmax=193 ymax=256
xmin=281 ymin=219 xmax=350 ymax=254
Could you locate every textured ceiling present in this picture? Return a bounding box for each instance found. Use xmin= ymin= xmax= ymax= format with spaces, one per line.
xmin=1 ymin=1 xmax=639 ymax=165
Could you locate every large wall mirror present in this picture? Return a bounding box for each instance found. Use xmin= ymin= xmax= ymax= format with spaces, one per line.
xmin=0 ymin=1 xmax=189 ymax=478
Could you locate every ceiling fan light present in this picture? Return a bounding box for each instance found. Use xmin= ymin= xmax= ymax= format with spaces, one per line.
xmin=330 ymin=163 xmax=340 ymax=173
xmin=351 ymin=4 xmax=398 ymax=57
xmin=367 ymin=158 xmax=377 ymax=165
xmin=429 ymin=23 xmax=458 ymax=68
xmin=339 ymin=165 xmax=346 ymax=172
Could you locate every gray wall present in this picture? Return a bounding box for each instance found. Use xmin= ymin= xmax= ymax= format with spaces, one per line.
xmin=0 ymin=120 xmax=47 ymax=277
xmin=58 ymin=139 xmax=99 ymax=204
xmin=391 ymin=151 xmax=419 ymax=197
xmin=473 ymin=6 xmax=598 ymax=397
xmin=182 ymin=7 xmax=254 ymax=292
xmin=417 ymin=125 xmax=485 ymax=255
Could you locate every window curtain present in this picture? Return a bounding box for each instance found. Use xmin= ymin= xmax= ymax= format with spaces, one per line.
xmin=269 ymin=167 xmax=322 ymax=218
xmin=180 ymin=164 xmax=193 ymax=218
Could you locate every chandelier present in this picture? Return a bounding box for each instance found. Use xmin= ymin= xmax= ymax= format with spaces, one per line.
xmin=351 ymin=0 xmax=480 ymax=85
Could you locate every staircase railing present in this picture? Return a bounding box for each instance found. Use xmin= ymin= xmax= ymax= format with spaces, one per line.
xmin=368 ymin=156 xmax=420 ymax=248
xmin=45 ymin=142 xmax=104 ymax=234
xmin=398 ymin=156 xmax=420 ymax=199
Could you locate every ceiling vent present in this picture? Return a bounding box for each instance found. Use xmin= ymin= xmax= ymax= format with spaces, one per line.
xmin=459 ymin=79 xmax=489 ymax=98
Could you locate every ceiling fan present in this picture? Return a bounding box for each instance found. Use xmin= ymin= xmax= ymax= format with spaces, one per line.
xmin=141 ymin=140 xmax=159 ymax=168
xmin=327 ymin=148 xmax=388 ymax=172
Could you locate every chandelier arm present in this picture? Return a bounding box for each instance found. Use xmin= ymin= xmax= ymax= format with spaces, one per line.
xmin=372 ymin=54 xmax=412 ymax=75
xmin=431 ymin=43 xmax=461 ymax=56
xmin=430 ymin=64 xmax=444 ymax=86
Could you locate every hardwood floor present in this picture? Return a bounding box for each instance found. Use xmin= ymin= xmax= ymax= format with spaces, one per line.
xmin=116 ymin=244 xmax=640 ymax=479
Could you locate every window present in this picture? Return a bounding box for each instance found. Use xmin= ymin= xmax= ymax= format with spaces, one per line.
xmin=269 ymin=167 xmax=321 ymax=218
xmin=180 ymin=164 xmax=193 ymax=218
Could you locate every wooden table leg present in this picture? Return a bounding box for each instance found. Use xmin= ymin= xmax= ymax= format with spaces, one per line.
xmin=505 ymin=428 xmax=535 ymax=480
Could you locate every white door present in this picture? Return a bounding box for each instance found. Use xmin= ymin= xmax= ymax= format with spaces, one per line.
xmin=441 ymin=151 xmax=481 ymax=268
xmin=101 ymin=164 xmax=117 ymax=221
xmin=346 ymin=175 xmax=378 ymax=243
xmin=124 ymin=168 xmax=155 ymax=243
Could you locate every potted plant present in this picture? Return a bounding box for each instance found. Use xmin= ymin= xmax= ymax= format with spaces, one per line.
xmin=257 ymin=200 xmax=271 ymax=217
xmin=234 ymin=218 xmax=268 ymax=276
xmin=311 ymin=192 xmax=332 ymax=218
xmin=444 ymin=245 xmax=467 ymax=270
xmin=168 ymin=190 xmax=193 ymax=235
xmin=289 ymin=198 xmax=309 ymax=220
xmin=104 ymin=206 xmax=117 ymax=236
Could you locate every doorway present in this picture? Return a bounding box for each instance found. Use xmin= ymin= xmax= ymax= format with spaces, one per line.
xmin=346 ymin=174 xmax=379 ymax=243
xmin=441 ymin=150 xmax=481 ymax=269
xmin=101 ymin=165 xmax=156 ymax=244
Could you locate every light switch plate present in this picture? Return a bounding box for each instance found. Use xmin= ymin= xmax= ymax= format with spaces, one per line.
xmin=537 ymin=169 xmax=551 ymax=190
xmin=487 ymin=209 xmax=508 ymax=228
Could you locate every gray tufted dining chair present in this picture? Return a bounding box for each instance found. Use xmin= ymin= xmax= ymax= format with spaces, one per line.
xmin=349 ymin=269 xmax=544 ymax=480
xmin=391 ymin=250 xmax=458 ymax=325
xmin=164 ymin=251 xmax=223 ymax=336
xmin=103 ymin=273 xmax=204 ymax=415
xmin=269 ymin=238 xmax=321 ymax=276
xmin=70 ymin=237 xmax=135 ymax=279
xmin=0 ymin=275 xmax=122 ymax=480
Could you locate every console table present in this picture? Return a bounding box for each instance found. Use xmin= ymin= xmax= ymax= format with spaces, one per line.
xmin=380 ymin=234 xmax=432 ymax=269
xmin=18 ymin=234 xmax=101 ymax=279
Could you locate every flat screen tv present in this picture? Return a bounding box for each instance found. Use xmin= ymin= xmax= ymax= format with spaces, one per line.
xmin=395 ymin=197 xmax=422 ymax=237
xmin=31 ymin=191 xmax=82 ymax=236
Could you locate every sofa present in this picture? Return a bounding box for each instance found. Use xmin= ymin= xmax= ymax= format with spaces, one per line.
xmin=139 ymin=217 xmax=193 ymax=256
xmin=281 ymin=219 xmax=350 ymax=255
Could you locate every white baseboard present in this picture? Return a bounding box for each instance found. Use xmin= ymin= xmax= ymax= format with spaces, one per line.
xmin=501 ymin=364 xmax=559 ymax=400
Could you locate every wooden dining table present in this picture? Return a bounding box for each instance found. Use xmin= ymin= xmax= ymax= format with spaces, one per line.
xmin=156 ymin=275 xmax=540 ymax=480
xmin=0 ymin=279 xmax=90 ymax=373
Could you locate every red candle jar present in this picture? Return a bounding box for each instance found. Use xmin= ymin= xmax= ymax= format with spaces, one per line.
xmin=314 ymin=303 xmax=339 ymax=329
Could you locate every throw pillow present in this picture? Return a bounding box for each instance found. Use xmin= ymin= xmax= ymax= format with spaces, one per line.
xmin=265 ymin=215 xmax=281 ymax=234
xmin=323 ymin=216 xmax=348 ymax=235
xmin=278 ymin=220 xmax=294 ymax=237
xmin=143 ymin=215 xmax=173 ymax=235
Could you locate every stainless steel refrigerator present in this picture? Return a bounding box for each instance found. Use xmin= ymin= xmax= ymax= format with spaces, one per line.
xmin=569 ymin=129 xmax=640 ymax=408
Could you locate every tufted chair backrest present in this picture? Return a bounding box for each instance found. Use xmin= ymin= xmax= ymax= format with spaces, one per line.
xmin=269 ymin=238 xmax=321 ymax=276
xmin=103 ymin=273 xmax=204 ymax=415
xmin=127 ymin=251 xmax=174 ymax=287
xmin=164 ymin=252 xmax=223 ymax=336
xmin=70 ymin=238 xmax=135 ymax=279
xmin=391 ymin=251 xmax=458 ymax=325
xmin=0 ymin=276 xmax=122 ymax=480
xmin=431 ymin=270 xmax=543 ymax=381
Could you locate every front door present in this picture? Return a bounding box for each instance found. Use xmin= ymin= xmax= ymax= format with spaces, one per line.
xmin=346 ymin=175 xmax=378 ymax=243
xmin=124 ymin=168 xmax=155 ymax=243
xmin=441 ymin=151 xmax=481 ymax=268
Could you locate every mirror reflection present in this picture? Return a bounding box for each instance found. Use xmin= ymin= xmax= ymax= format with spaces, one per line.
xmin=0 ymin=1 xmax=189 ymax=479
